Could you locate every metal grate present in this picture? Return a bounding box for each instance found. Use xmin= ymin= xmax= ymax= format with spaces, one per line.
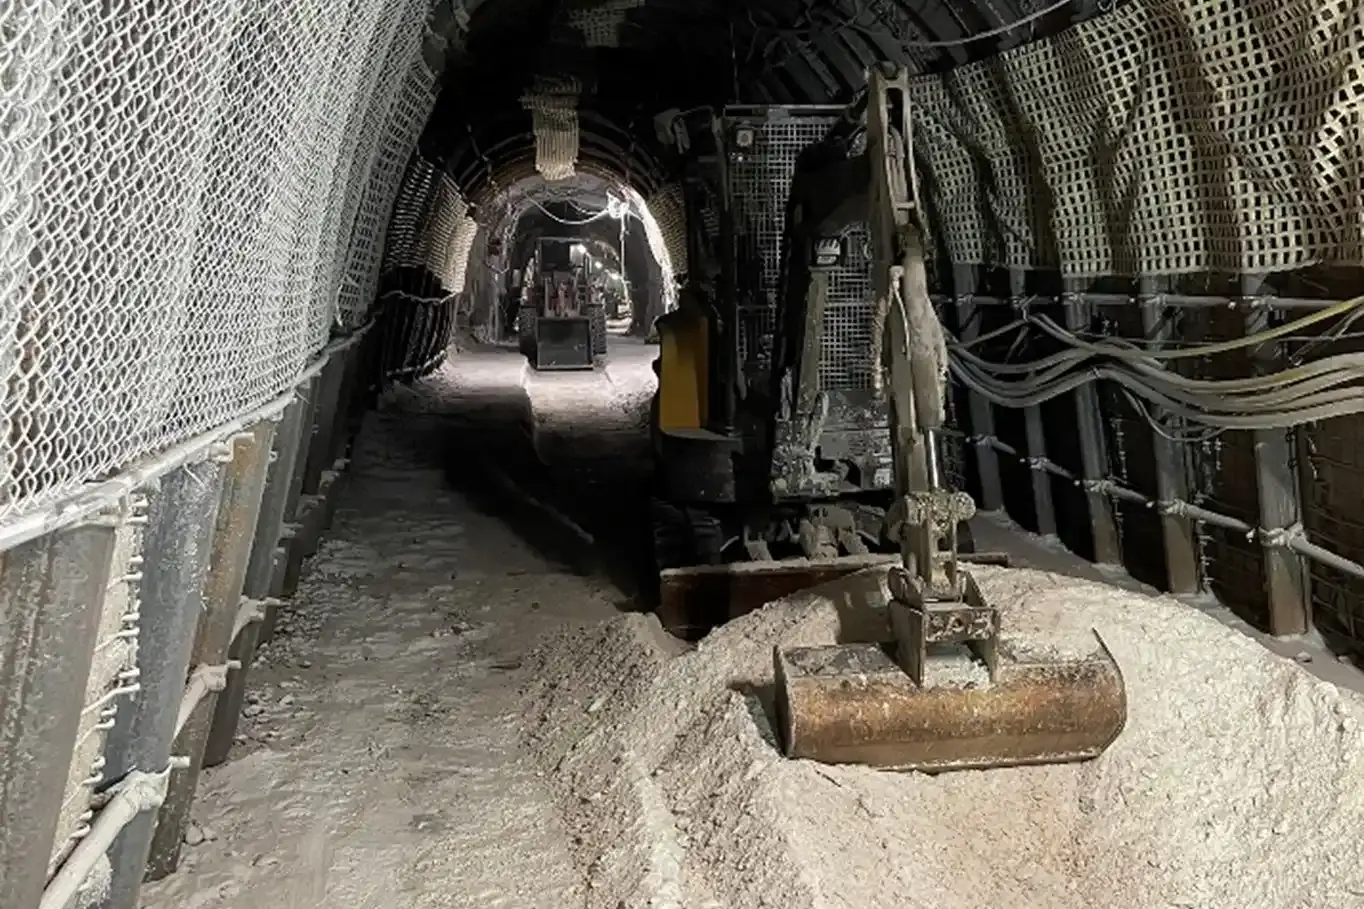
xmin=727 ymin=112 xmax=835 ymax=378
xmin=725 ymin=110 xmax=878 ymax=393
xmin=822 ymin=225 xmax=876 ymax=391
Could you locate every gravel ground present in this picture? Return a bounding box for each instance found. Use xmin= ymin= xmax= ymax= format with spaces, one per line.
xmin=138 ymin=340 xmax=1364 ymax=908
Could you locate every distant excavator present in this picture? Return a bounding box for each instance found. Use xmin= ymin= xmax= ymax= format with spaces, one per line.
xmin=651 ymin=65 xmax=1128 ymax=773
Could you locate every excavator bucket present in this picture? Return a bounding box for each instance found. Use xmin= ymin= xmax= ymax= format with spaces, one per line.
xmin=775 ymin=637 xmax=1127 ymax=772
xmin=773 ymin=573 xmax=1128 ymax=772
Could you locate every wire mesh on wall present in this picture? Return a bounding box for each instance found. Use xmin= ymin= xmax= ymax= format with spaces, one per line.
xmin=336 ymin=2 xmax=441 ymax=331
xmin=372 ymin=151 xmax=475 ymax=382
xmin=0 ymin=0 xmax=439 ymax=525
xmin=631 ymin=184 xmax=681 ymax=313
xmin=567 ymin=0 xmax=643 ymax=47
xmin=909 ymin=0 xmax=1364 ymax=277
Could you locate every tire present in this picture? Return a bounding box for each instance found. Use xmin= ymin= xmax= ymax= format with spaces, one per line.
xmin=686 ymin=507 xmax=726 ymax=566
xmin=650 ymin=497 xmax=692 ymax=572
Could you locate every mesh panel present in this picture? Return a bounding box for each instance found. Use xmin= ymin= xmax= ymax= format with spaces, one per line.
xmin=420 ymin=177 xmax=471 ymax=280
xmin=821 ymin=226 xmax=875 ymax=390
xmin=910 ymin=0 xmax=1364 ymax=277
xmin=631 ymin=184 xmax=680 ymax=312
xmin=383 ymin=157 xmax=442 ymax=272
xmin=567 ymin=0 xmax=643 ymax=46
xmin=336 ymin=1 xmax=439 ymax=329
xmin=647 ymin=183 xmax=688 ymax=282
xmin=1 ymin=0 xmax=437 ymax=523
xmin=727 ymin=111 xmax=878 ymax=392
xmin=444 ymin=217 xmax=481 ymax=294
xmin=523 ymin=76 xmax=581 ymax=182
xmin=729 ymin=113 xmax=836 ymax=374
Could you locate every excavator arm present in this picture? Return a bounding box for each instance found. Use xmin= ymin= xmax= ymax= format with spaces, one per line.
xmin=772 ymin=67 xmax=1128 ymax=773
xmin=863 ymin=66 xmax=977 ymax=598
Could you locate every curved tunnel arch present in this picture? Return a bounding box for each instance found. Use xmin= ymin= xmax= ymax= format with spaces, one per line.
xmin=378 ymin=0 xmax=1112 ymax=378
xmin=380 ymin=0 xmax=1300 ymax=382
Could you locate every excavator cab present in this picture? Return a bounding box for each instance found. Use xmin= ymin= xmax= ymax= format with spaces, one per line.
xmin=649 ymin=104 xmax=980 ymax=632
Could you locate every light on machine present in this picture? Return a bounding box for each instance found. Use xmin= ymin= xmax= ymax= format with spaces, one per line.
xmin=733 ymin=126 xmax=756 ymax=149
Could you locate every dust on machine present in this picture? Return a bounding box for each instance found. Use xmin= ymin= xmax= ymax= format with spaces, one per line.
xmin=647 ymin=64 xmax=1129 ymax=774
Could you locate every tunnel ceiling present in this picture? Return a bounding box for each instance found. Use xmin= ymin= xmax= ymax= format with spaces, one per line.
xmin=427 ymin=0 xmax=1117 ymax=204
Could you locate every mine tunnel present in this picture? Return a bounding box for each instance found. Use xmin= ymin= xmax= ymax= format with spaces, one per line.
xmin=6 ymin=1 xmax=1364 ymax=908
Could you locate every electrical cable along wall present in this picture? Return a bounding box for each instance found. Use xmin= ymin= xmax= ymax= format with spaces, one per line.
xmin=903 ymin=0 xmax=1364 ymax=647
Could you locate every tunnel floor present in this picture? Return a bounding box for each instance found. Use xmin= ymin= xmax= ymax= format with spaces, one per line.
xmin=137 ymin=339 xmax=1364 ymax=908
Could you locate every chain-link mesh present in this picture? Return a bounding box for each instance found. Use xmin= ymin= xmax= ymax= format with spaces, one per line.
xmin=383 ymin=157 xmax=443 ymax=273
xmin=336 ymin=5 xmax=440 ymax=330
xmin=646 ymin=183 xmax=687 ymax=282
xmin=416 ymin=176 xmax=472 ymax=281
xmin=910 ymin=0 xmax=1364 ymax=277
xmin=444 ymin=217 xmax=481 ymax=295
xmin=1 ymin=0 xmax=439 ymax=525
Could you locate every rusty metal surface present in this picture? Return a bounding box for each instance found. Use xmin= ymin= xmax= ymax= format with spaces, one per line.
xmin=205 ymin=395 xmax=311 ymax=768
xmin=657 ymin=551 xmax=1010 ymax=640
xmin=0 ymin=522 xmax=117 ymax=909
xmin=146 ymin=421 xmax=275 ymax=880
xmin=775 ymin=640 xmax=1126 ymax=772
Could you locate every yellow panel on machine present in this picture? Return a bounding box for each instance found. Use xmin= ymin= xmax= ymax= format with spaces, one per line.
xmin=655 ymin=301 xmax=709 ymax=432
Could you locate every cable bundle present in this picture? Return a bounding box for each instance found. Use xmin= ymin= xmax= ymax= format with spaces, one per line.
xmin=948 ymin=296 xmax=1364 ymax=432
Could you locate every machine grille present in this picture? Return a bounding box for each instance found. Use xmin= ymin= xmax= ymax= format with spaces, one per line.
xmin=724 ymin=110 xmax=877 ymax=393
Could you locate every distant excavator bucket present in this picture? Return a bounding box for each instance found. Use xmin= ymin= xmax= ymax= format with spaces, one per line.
xmin=773 ymin=570 xmax=1127 ymax=773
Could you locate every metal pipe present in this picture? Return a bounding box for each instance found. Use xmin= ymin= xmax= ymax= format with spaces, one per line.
xmin=0 ymin=329 xmax=370 ymax=554
xmin=177 ymin=592 xmax=261 ymax=738
xmin=99 ymin=462 xmax=224 ymax=909
xmin=175 ymin=662 xmax=237 ymax=740
xmin=39 ymin=762 xmax=189 ymax=909
xmin=1291 ymin=536 xmax=1364 ymax=581
xmin=928 ymin=291 xmax=1345 ymax=311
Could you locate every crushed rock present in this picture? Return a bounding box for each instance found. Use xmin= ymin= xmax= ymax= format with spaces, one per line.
xmin=523 ymin=564 xmax=1364 ymax=909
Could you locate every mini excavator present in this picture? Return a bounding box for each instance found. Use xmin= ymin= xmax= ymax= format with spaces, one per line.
xmin=650 ymin=66 xmax=1128 ymax=772
xmin=769 ymin=65 xmax=1127 ymax=772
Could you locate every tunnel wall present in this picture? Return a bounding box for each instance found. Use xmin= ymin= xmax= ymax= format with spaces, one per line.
xmin=0 ymin=2 xmax=444 ymax=907
xmin=920 ymin=0 xmax=1364 ymax=649
xmin=4 ymin=0 xmax=1364 ymax=905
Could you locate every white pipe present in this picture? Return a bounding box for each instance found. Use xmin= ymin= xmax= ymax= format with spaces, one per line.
xmin=174 ymin=661 xmax=238 ymax=740
xmin=0 ymin=326 xmax=371 ymax=553
xmin=231 ymin=598 xmax=269 ymax=645
xmin=173 ymin=596 xmax=265 ymax=736
xmin=39 ymin=759 xmax=190 ymax=909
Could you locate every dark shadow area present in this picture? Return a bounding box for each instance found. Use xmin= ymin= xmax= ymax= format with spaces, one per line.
xmin=376 ymin=342 xmax=660 ymax=614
